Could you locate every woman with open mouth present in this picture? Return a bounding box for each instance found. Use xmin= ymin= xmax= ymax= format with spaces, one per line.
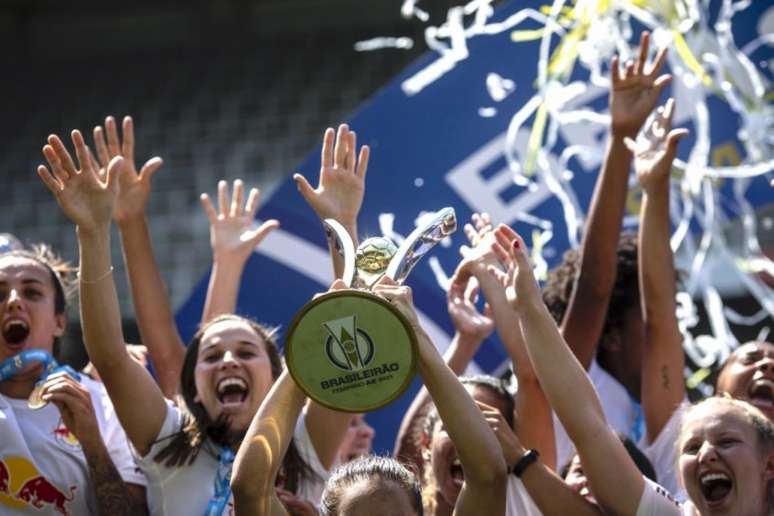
xmin=230 ymin=276 xmax=508 ymax=515
xmin=487 ymin=222 xmax=774 ymax=516
xmin=0 ymin=244 xmax=148 ymax=514
xmin=36 ymin=119 xmax=361 ymax=515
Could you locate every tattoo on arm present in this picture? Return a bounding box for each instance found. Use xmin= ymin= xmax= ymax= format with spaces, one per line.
xmin=661 ymin=365 xmax=670 ymax=390
xmin=84 ymin=443 xmax=142 ymax=516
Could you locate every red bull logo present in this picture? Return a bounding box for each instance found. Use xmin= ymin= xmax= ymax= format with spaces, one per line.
xmin=0 ymin=456 xmax=76 ymax=515
xmin=52 ymin=419 xmax=81 ymax=450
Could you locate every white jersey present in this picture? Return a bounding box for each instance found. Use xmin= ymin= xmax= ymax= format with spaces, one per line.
xmin=506 ymin=476 xmax=542 ymax=516
xmin=0 ymin=376 xmax=146 ymax=516
xmin=636 ymin=477 xmax=694 ymax=516
xmin=554 ymin=358 xmax=643 ymax=468
xmin=138 ymin=401 xmax=329 ymax=515
xmin=638 ymin=400 xmax=688 ymax=499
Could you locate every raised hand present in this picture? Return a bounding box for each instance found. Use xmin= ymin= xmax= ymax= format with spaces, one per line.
xmin=610 ymin=31 xmax=671 ymax=138
xmin=200 ymin=179 xmax=279 ymax=265
xmin=488 ymin=225 xmax=541 ymax=312
xmin=477 ymin=401 xmax=523 ymax=466
xmin=624 ymin=98 xmax=689 ymax=192
xmin=38 ymin=131 xmax=121 ymax=232
xmin=293 ymin=124 xmax=370 ymax=227
xmin=92 ymin=116 xmax=163 ymax=224
xmin=458 ymin=212 xmax=500 ymax=275
xmin=447 ymin=273 xmax=494 ymax=341
xmin=371 ymin=276 xmax=421 ymax=331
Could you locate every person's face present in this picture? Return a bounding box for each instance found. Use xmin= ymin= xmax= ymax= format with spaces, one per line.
xmin=0 ymin=256 xmax=65 ymax=371
xmin=428 ymin=385 xmax=509 ymax=507
xmin=193 ymin=318 xmax=274 ymax=432
xmin=716 ymin=341 xmax=774 ymax=421
xmin=563 ymin=454 xmax=598 ymax=505
xmin=679 ymin=402 xmax=774 ymax=515
xmin=339 ymin=414 xmax=375 ymax=462
xmin=337 ymin=479 xmax=418 ymax=516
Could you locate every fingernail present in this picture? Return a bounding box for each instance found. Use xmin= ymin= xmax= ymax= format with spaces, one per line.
xmin=513 ymin=240 xmax=520 ymax=250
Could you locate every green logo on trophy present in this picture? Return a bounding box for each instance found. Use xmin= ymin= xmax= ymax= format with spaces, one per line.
xmin=285 ymin=208 xmax=457 ymax=412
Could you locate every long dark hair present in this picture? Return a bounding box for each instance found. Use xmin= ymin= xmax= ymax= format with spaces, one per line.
xmin=0 ymin=245 xmax=77 ymax=357
xmin=153 ymin=314 xmax=318 ymax=493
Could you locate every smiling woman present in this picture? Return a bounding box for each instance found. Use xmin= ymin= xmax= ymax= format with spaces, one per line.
xmin=677 ymin=397 xmax=774 ymax=515
xmin=0 ymin=247 xmax=148 ymax=515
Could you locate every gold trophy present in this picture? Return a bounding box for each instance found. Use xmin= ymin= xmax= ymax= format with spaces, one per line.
xmin=284 ymin=207 xmax=457 ymax=412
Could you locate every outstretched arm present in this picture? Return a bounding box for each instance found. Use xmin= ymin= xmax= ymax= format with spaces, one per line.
xmin=38 ymin=132 xmax=168 ymax=457
xmin=92 ymin=115 xmax=184 ymax=398
xmin=490 ymin=225 xmax=644 ymax=515
xmin=627 ymin=99 xmax=688 ymax=442
xmin=477 ymin=402 xmax=602 ymax=516
xmin=231 ymin=369 xmax=302 ymax=516
xmin=562 ymin=32 xmax=671 ymax=369
xmin=394 ymin=270 xmax=493 ymax=470
xmin=456 ymin=213 xmax=557 ymax=469
xmin=293 ymin=124 xmax=369 ymax=279
xmin=374 ymin=277 xmax=507 ymax=516
xmin=200 ymin=179 xmax=279 ymax=321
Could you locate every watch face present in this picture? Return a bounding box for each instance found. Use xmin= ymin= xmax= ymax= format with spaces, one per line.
xmin=285 ymin=290 xmax=417 ymax=412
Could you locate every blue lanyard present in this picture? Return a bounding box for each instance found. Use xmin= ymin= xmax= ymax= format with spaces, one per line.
xmin=629 ymin=398 xmax=644 ymax=443
xmin=0 ymin=350 xmax=80 ymax=385
xmin=203 ymin=447 xmax=235 ymax=516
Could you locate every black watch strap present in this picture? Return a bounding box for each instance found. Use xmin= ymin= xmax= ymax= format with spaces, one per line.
xmin=510 ymin=449 xmax=539 ymax=477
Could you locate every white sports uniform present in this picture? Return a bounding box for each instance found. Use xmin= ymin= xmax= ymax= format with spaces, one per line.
xmin=137 ymin=401 xmax=329 ymax=515
xmin=0 ymin=376 xmax=145 ymax=516
xmin=636 ymin=477 xmax=695 ymax=516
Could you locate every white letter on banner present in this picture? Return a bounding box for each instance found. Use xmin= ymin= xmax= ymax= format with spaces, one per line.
xmin=445 ymin=131 xmax=552 ymax=226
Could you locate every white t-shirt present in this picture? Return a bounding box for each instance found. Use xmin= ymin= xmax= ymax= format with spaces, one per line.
xmin=636 ymin=477 xmax=694 ymax=516
xmin=638 ymin=400 xmax=688 ymax=500
xmin=137 ymin=401 xmax=329 ymax=515
xmin=0 ymin=376 xmax=145 ymax=515
xmin=554 ymin=358 xmax=643 ymax=468
xmin=506 ymin=476 xmax=542 ymax=516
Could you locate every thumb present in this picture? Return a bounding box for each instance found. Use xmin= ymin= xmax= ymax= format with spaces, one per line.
xmin=139 ymin=157 xmax=164 ymax=183
xmin=293 ymin=174 xmax=316 ymax=204
xmin=246 ymin=219 xmax=280 ymax=247
xmin=106 ymin=156 xmax=125 ymax=189
xmin=664 ymin=128 xmax=689 ymax=163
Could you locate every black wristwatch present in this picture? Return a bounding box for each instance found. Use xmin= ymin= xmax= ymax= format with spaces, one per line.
xmin=510 ymin=449 xmax=539 ymax=477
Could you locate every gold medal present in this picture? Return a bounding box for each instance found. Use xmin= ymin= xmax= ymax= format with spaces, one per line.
xmin=27 ymin=383 xmax=47 ymax=410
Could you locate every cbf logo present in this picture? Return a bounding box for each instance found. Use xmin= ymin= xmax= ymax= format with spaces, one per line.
xmin=323 ymin=316 xmax=375 ymax=371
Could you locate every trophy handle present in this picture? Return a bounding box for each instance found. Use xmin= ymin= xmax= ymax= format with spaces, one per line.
xmin=323 ymin=219 xmax=357 ymax=287
xmin=385 ymin=207 xmax=457 ymax=285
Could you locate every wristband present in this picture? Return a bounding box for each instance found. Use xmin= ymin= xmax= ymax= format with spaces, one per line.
xmin=510 ymin=449 xmax=539 ymax=477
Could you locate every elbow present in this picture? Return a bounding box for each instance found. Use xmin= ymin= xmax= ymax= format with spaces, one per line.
xmin=231 ymin=438 xmax=277 ymax=498
xmin=475 ymin=450 xmax=508 ymax=488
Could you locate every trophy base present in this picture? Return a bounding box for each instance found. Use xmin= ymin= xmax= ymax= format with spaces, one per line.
xmin=285 ymin=290 xmax=417 ymax=413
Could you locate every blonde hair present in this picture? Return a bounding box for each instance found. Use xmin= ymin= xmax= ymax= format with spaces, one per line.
xmin=680 ymin=396 xmax=774 ymax=451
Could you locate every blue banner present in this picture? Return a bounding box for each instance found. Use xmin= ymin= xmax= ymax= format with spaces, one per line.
xmin=177 ymin=0 xmax=773 ymax=454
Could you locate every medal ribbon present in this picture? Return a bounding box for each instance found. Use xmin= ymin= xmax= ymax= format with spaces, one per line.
xmin=0 ymin=349 xmax=80 ymax=385
xmin=203 ymin=447 xmax=235 ymax=516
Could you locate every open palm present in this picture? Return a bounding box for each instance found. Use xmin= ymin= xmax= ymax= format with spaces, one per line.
xmin=92 ymin=115 xmax=163 ymax=223
xmin=624 ymin=98 xmax=689 ymax=191
xmin=610 ymin=32 xmax=671 ymax=137
xmin=293 ymin=124 xmax=370 ymax=225
xmin=38 ymin=131 xmax=120 ymax=231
